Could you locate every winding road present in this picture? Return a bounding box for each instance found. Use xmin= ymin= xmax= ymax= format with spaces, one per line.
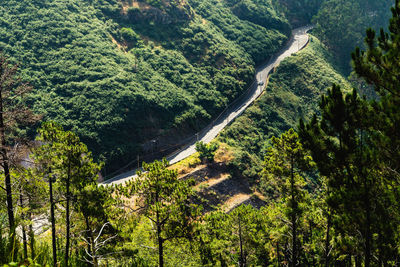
xmin=102 ymin=25 xmax=312 ymax=186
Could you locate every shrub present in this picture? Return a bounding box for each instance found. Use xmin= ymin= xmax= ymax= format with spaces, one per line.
xmin=195 ymin=141 xmax=219 ymax=163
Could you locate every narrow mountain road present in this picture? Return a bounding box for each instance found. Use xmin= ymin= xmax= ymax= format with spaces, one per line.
xmin=102 ymin=25 xmax=312 ymax=186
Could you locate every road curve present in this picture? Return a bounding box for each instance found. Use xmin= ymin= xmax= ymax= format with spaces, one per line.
xmin=102 ymin=26 xmax=313 ymax=186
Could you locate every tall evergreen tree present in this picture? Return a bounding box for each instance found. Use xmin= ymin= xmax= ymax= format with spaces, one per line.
xmin=261 ymin=129 xmax=315 ymax=266
xmin=34 ymin=121 xmax=103 ymax=266
xmin=0 ymin=54 xmax=39 ymax=259
xmin=351 ymin=0 xmax=400 ymax=262
xmin=299 ymin=85 xmax=396 ymax=265
xmin=122 ymin=159 xmax=200 ymax=267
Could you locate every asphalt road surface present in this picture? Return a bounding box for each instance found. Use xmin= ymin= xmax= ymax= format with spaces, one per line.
xmin=102 ymin=25 xmax=313 ymax=186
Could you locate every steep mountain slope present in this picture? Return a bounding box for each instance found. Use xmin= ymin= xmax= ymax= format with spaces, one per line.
xmin=220 ymin=35 xmax=351 ymax=180
xmin=0 ymin=0 xmax=290 ymax=172
xmin=312 ymin=0 xmax=392 ymax=71
xmin=217 ymin=0 xmax=393 ymax=181
xmin=0 ymin=0 xmax=392 ymax=174
xmin=188 ymin=0 xmax=290 ymax=64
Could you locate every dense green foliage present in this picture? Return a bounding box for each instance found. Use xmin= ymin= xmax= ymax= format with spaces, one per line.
xmin=220 ymin=35 xmax=350 ymax=180
xmin=188 ymin=0 xmax=290 ymax=64
xmin=195 ymin=141 xmax=219 ymax=163
xmin=260 ymin=129 xmax=315 ymax=265
xmin=0 ymin=0 xmax=393 ymax=175
xmin=0 ymin=122 xmax=115 ymax=266
xmin=312 ymin=0 xmax=392 ymax=71
xmin=278 ymin=0 xmax=323 ymax=26
xmin=0 ymin=0 xmax=290 ymax=173
xmin=2 ymin=1 xmax=400 ymax=266
xmin=119 ymin=159 xmax=200 ymax=266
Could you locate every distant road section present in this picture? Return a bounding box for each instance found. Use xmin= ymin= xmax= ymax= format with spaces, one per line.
xmin=102 ymin=26 xmax=313 ymax=186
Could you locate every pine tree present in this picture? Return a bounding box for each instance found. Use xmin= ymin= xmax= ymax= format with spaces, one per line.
xmin=299 ymin=85 xmax=395 ymax=265
xmin=197 ymin=210 xmax=230 ymax=266
xmin=261 ymin=129 xmax=315 ymax=266
xmin=123 ymin=159 xmax=201 ymax=267
xmin=195 ymin=141 xmax=219 ymax=163
xmin=34 ymin=121 xmax=103 ymax=266
xmin=198 ymin=205 xmax=267 ymax=266
xmin=352 ymin=5 xmax=400 ymax=262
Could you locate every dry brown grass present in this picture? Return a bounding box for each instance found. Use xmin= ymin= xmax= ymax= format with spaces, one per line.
xmin=214 ymin=142 xmax=234 ymax=163
xmin=121 ymin=0 xmax=152 ymax=14
xmin=223 ymin=193 xmax=252 ymax=212
xmin=110 ymin=35 xmax=127 ymax=52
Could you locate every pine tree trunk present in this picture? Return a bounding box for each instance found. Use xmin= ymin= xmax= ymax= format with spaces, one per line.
xmin=49 ymin=174 xmax=57 ymax=267
xmin=0 ymin=90 xmax=15 ymax=237
xmin=0 ymin=90 xmax=17 ymax=261
xmin=156 ymin=208 xmax=164 ymax=267
xmin=157 ymin=223 xmax=164 ymax=267
xmin=28 ymin=212 xmax=35 ymax=260
xmin=28 ymin=194 xmax=35 ymax=259
xmin=21 ymin=217 xmax=28 ymax=259
xmin=20 ymin=192 xmax=28 ymax=259
xmin=364 ymin=183 xmax=371 ymax=267
xmin=92 ymin=238 xmax=98 ymax=267
xmin=65 ymin=164 xmax=71 ymax=267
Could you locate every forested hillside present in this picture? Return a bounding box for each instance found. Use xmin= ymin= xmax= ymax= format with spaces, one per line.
xmin=0 ymin=0 xmax=289 ymax=172
xmin=1 ymin=0 xmax=400 ymax=266
xmin=220 ymin=35 xmax=351 ymax=180
xmin=0 ymin=0 xmax=392 ymax=173
xmin=216 ymin=0 xmax=393 ymax=182
xmin=312 ymin=0 xmax=392 ymax=71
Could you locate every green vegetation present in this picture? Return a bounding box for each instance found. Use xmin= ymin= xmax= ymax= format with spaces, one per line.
xmin=195 ymin=141 xmax=219 ymax=163
xmin=260 ymin=129 xmax=316 ymax=265
xmin=34 ymin=121 xmax=105 ymax=266
xmin=120 ymin=159 xmax=200 ymax=267
xmin=0 ymin=55 xmax=39 ymax=258
xmin=220 ymin=35 xmax=351 ymax=180
xmin=0 ymin=0 xmax=391 ymax=175
xmin=2 ymin=1 xmax=400 ymax=266
xmin=278 ymin=0 xmax=323 ymax=26
xmin=0 ymin=121 xmax=114 ymax=266
xmin=189 ymin=0 xmax=290 ymax=64
xmin=0 ymin=0 xmax=290 ymax=173
xmin=312 ymin=0 xmax=392 ymax=71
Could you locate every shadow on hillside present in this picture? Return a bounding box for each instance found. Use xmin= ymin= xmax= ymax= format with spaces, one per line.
xmin=182 ymin=162 xmax=266 ymax=212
